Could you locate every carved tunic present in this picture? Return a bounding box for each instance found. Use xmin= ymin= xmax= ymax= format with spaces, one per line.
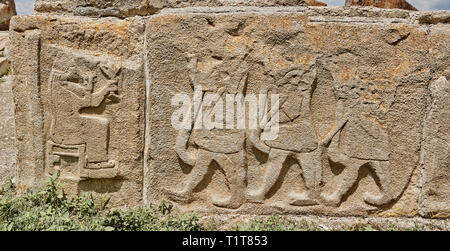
xmin=264 ymin=83 xmax=318 ymax=153
xmin=342 ymin=115 xmax=390 ymax=161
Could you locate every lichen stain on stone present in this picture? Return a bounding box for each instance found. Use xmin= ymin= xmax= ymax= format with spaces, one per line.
xmin=294 ymin=54 xmax=314 ymax=66
xmin=92 ymin=21 xmax=130 ymax=38
xmin=337 ymin=67 xmax=356 ymax=82
xmin=387 ymin=59 xmax=416 ymax=78
xmin=149 ymin=15 xmax=184 ymax=30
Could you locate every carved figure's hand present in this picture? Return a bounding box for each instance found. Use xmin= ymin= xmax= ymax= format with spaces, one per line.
xmin=83 ymin=74 xmax=96 ymax=90
xmin=249 ymin=129 xmax=271 ymax=154
xmin=175 ymin=129 xmax=197 ymax=166
xmin=107 ymin=80 xmax=118 ymax=92
xmin=319 ymin=114 xmax=350 ymax=147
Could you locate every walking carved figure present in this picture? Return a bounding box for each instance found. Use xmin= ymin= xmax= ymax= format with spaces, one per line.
xmin=47 ymin=56 xmax=121 ymax=173
xmin=166 ymin=53 xmax=249 ymax=209
xmin=247 ymin=66 xmax=323 ymax=206
xmin=320 ymin=78 xmax=396 ymax=207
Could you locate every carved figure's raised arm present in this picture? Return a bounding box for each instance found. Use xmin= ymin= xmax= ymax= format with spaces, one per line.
xmin=320 ymin=113 xmax=350 ymax=147
xmin=249 ymin=86 xmax=273 ymax=154
xmin=91 ymin=79 xmax=117 ymax=107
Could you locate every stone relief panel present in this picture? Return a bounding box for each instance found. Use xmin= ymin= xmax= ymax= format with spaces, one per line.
xmin=420 ymin=24 xmax=450 ymax=218
xmin=146 ymin=12 xmax=432 ymax=216
xmin=9 ymin=16 xmax=146 ymax=206
xmin=45 ymin=48 xmax=122 ymax=181
xmin=164 ymin=53 xmax=250 ymax=209
xmin=7 ymin=9 xmax=448 ymax=217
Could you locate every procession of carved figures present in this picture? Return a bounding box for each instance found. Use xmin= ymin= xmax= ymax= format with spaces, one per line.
xmin=45 ymin=51 xmax=122 ymax=181
xmin=44 ymin=51 xmax=401 ymax=209
xmin=166 ymin=54 xmax=398 ymax=209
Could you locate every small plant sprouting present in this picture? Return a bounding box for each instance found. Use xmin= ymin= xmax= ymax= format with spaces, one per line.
xmin=0 ymin=178 xmax=434 ymax=231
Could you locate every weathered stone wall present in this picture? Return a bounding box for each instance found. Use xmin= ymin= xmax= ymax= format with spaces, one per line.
xmin=145 ymin=7 xmax=448 ymax=217
xmin=34 ymin=0 xmax=326 ymax=18
xmin=7 ymin=2 xmax=450 ymax=218
xmin=0 ymin=76 xmax=17 ymax=185
xmin=10 ymin=15 xmax=146 ymax=206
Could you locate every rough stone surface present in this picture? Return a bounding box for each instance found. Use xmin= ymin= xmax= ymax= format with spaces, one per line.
xmin=345 ymin=0 xmax=417 ymax=11
xmin=0 ymin=31 xmax=9 ymax=75
xmin=0 ymin=0 xmax=16 ymax=30
xmin=8 ymin=6 xmax=450 ymax=218
xmin=0 ymin=57 xmax=8 ymax=74
xmin=0 ymin=76 xmax=17 ymax=185
xmin=202 ymin=214 xmax=450 ymax=230
xmin=419 ymin=24 xmax=450 ymax=218
xmin=414 ymin=11 xmax=450 ymax=24
xmin=305 ymin=0 xmax=327 ymax=6
xmin=146 ymin=7 xmax=447 ymax=217
xmin=9 ymin=15 xmax=146 ymax=206
xmin=34 ymin=0 xmax=329 ymax=18
xmin=0 ymin=31 xmax=8 ymax=51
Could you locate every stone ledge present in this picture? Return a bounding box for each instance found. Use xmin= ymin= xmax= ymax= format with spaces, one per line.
xmin=24 ymin=5 xmax=450 ymax=26
xmin=33 ymin=0 xmax=318 ymax=18
xmin=200 ymin=214 xmax=450 ymax=230
xmin=33 ymin=0 xmax=450 ymax=21
xmin=158 ymin=7 xmax=450 ymax=24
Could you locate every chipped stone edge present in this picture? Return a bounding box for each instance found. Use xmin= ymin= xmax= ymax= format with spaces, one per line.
xmin=31 ymin=5 xmax=450 ymax=25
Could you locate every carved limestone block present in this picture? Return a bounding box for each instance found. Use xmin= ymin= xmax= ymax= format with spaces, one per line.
xmin=0 ymin=0 xmax=16 ymax=30
xmin=0 ymin=76 xmax=17 ymax=186
xmin=7 ymin=7 xmax=449 ymax=217
xmin=9 ymin=15 xmax=146 ymax=206
xmin=33 ymin=0 xmax=323 ymax=18
xmin=146 ymin=9 xmax=435 ymax=216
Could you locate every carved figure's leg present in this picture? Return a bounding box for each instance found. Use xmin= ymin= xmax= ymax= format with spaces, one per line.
xmin=83 ymin=116 xmax=109 ymax=163
xmin=288 ymin=149 xmax=322 ymax=206
xmin=212 ymin=151 xmax=247 ymax=209
xmin=326 ymin=132 xmax=346 ymax=165
xmin=321 ymin=135 xmax=363 ymax=206
xmin=247 ymin=148 xmax=289 ymax=203
xmin=364 ymin=161 xmax=393 ymax=206
xmin=165 ymin=149 xmax=212 ymax=203
xmin=321 ymin=159 xmax=362 ymax=207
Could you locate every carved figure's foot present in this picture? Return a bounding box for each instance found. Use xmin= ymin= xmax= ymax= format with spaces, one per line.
xmin=246 ymin=190 xmax=265 ymax=204
xmin=363 ymin=192 xmax=393 ymax=206
xmin=288 ymin=192 xmax=319 ymax=206
xmin=49 ymin=155 xmax=61 ymax=166
xmin=270 ymin=201 xmax=289 ymax=211
xmin=87 ymin=160 xmax=116 ymax=169
xmin=212 ymin=194 xmax=244 ymax=209
xmin=164 ymin=188 xmax=193 ymax=204
xmin=320 ymin=192 xmax=342 ymax=207
xmin=102 ymin=160 xmax=116 ymax=169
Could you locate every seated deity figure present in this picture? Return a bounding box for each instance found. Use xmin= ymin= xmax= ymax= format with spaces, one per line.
xmin=48 ymin=61 xmax=120 ymax=169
